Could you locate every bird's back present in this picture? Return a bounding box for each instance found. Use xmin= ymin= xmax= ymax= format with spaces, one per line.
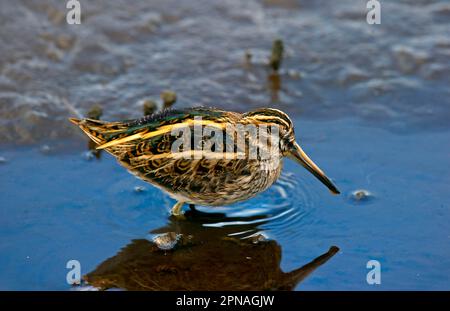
xmin=71 ymin=107 xmax=283 ymax=205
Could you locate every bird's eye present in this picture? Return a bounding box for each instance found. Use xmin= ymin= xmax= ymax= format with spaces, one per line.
xmin=280 ymin=139 xmax=293 ymax=152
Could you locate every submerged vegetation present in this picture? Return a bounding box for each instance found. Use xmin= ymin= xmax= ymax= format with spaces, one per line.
xmin=269 ymin=39 xmax=284 ymax=72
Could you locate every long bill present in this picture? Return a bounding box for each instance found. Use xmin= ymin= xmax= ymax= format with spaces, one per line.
xmin=288 ymin=142 xmax=340 ymax=194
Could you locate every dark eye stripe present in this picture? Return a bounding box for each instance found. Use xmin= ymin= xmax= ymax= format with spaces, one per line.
xmin=251 ymin=116 xmax=290 ymax=129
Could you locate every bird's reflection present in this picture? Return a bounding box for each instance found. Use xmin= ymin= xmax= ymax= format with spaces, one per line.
xmin=268 ymin=72 xmax=282 ymax=103
xmin=84 ymin=210 xmax=339 ymax=290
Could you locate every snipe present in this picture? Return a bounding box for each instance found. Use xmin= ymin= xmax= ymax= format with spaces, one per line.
xmin=70 ymin=107 xmax=339 ymax=216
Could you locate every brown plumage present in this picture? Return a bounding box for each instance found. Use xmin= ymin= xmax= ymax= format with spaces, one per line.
xmin=70 ymin=107 xmax=339 ymax=216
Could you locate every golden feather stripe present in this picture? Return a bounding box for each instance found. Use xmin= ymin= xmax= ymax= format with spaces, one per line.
xmin=248 ymin=115 xmax=290 ymax=128
xmin=96 ymin=119 xmax=228 ymax=150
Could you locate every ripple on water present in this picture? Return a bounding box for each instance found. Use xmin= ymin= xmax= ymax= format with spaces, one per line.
xmin=1 ymin=0 xmax=449 ymax=143
xmin=201 ymin=171 xmax=320 ymax=242
xmin=348 ymin=189 xmax=375 ymax=205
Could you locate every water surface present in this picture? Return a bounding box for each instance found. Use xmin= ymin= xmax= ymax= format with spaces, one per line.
xmin=1 ymin=118 xmax=449 ymax=290
xmin=0 ymin=0 xmax=449 ymax=290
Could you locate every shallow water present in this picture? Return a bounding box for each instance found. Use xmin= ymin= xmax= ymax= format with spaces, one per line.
xmin=1 ymin=118 xmax=449 ymax=290
xmin=1 ymin=0 xmax=450 ymax=290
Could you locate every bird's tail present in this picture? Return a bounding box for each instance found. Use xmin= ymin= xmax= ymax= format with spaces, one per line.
xmin=70 ymin=118 xmax=109 ymax=145
xmin=69 ymin=118 xmax=129 ymax=156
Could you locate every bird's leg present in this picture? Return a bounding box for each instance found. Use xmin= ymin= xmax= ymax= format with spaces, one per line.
xmin=171 ymin=201 xmax=185 ymax=217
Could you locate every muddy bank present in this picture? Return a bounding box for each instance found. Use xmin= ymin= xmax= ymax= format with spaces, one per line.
xmin=1 ymin=0 xmax=449 ymax=143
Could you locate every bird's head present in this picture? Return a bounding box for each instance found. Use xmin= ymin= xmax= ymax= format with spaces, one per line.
xmin=244 ymin=108 xmax=340 ymax=194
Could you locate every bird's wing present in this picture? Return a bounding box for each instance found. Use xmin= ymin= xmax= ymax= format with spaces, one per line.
xmin=71 ymin=108 xmax=232 ymax=154
xmin=71 ymin=108 xmax=242 ymax=189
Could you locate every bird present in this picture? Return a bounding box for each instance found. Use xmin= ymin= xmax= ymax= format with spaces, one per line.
xmin=70 ymin=107 xmax=339 ymax=217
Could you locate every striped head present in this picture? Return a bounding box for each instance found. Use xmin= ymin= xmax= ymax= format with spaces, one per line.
xmin=242 ymin=108 xmax=294 ymax=151
xmin=243 ymin=108 xmax=340 ymax=194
